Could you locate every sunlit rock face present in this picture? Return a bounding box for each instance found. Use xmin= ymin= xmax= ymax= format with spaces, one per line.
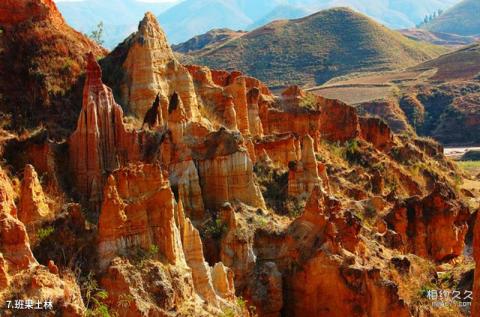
xmin=474 ymin=209 xmax=480 ymax=317
xmin=192 ymin=129 xmax=266 ymax=210
xmin=2 ymin=2 xmax=477 ymax=316
xmin=97 ymin=164 xmax=185 ymax=270
xmin=97 ymin=163 xmax=240 ymax=314
xmin=69 ymin=53 xmax=141 ymax=207
xmin=288 ymin=134 xmax=323 ymax=197
xmin=359 ymin=116 xmax=395 ymax=151
xmin=0 ymin=166 xmax=85 ymax=316
xmin=103 ymin=12 xmax=201 ymax=122
xmin=385 ymin=183 xmax=470 ymax=261
xmin=18 ymin=165 xmax=53 ymax=243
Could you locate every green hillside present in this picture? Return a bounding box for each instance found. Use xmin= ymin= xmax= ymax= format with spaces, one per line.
xmin=190 ymin=7 xmax=448 ymax=88
xmin=424 ymin=0 xmax=480 ymax=36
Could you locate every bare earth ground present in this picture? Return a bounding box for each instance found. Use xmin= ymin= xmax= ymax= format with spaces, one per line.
xmin=307 ymin=69 xmax=436 ymax=105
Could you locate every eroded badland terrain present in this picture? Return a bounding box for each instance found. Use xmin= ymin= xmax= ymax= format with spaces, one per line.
xmin=0 ymin=1 xmax=480 ymax=317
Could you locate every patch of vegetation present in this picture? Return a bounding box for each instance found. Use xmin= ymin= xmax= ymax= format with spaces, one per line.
xmin=63 ymin=57 xmax=74 ymax=69
xmin=325 ymin=139 xmax=366 ymax=165
xmin=221 ymin=307 xmax=236 ymax=317
xmin=457 ymin=161 xmax=480 ymax=176
xmin=254 ymin=161 xmax=289 ymax=213
xmin=37 ymin=226 xmax=55 ymax=243
xmin=236 ymin=297 xmax=246 ymax=310
xmin=327 ymin=141 xmax=346 ymax=161
xmin=418 ymin=283 xmax=436 ymax=299
xmin=284 ymin=197 xmax=307 ymax=218
xmin=345 ymin=139 xmax=362 ymax=163
xmin=410 ymin=161 xmax=438 ymax=179
xmin=204 ymin=219 xmax=227 ymax=239
xmin=364 ymin=204 xmax=376 ymax=219
xmin=438 ymin=271 xmax=454 ymax=287
xmin=253 ymin=215 xmax=269 ymax=229
xmin=417 ymin=9 xmax=444 ymax=28
xmin=81 ymin=273 xmax=112 ymax=317
xmin=89 ymin=21 xmax=105 ymax=46
xmin=117 ymin=294 xmax=135 ymax=309
xmin=299 ymin=94 xmax=318 ymax=110
xmin=121 ymin=244 xmax=159 ymax=266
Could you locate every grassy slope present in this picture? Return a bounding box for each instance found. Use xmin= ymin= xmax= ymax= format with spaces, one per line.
xmin=192 ymin=7 xmax=448 ymax=88
xmin=172 ymin=28 xmax=246 ymax=54
xmin=414 ymin=43 xmax=480 ymax=80
xmin=425 ymin=0 xmax=480 ymax=36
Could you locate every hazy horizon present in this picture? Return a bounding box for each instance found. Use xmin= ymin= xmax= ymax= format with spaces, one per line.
xmin=54 ymin=0 xmax=463 ymax=48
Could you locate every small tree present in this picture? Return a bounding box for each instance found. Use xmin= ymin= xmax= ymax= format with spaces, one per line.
xmin=89 ymin=21 xmax=104 ymax=46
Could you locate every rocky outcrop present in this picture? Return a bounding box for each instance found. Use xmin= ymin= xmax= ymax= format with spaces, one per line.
xmin=0 ymin=167 xmax=36 ymax=270
xmin=23 ymin=136 xmax=58 ymax=186
xmin=219 ymin=204 xmax=256 ymax=292
xmin=0 ymin=253 xmax=8 ymax=288
xmin=97 ymin=163 xmax=238 ymax=310
xmin=282 ymin=85 xmax=307 ymax=103
xmin=100 ymin=257 xmax=199 ymax=317
xmin=0 ymin=208 xmax=37 ymax=271
xmin=185 ymin=65 xmax=271 ymax=136
xmin=473 ymin=209 xmax=480 ymax=317
xmin=247 ymin=88 xmax=264 ymax=137
xmin=287 ymin=252 xmax=410 ymax=317
xmin=169 ymin=160 xmax=205 ymax=221
xmin=69 ymin=53 xmax=141 ymax=207
xmin=211 ymin=262 xmax=235 ymax=300
xmin=252 ymin=186 xmax=402 ymax=317
xmin=358 ymin=99 xmax=412 ymax=134
xmin=0 ymin=166 xmax=17 ymax=217
xmin=181 ymin=216 xmax=219 ymax=305
xmin=247 ymin=262 xmax=283 ymax=317
xmin=359 ymin=117 xmax=395 ymax=151
xmin=97 ymin=164 xmax=185 ymax=270
xmin=18 ymin=164 xmax=53 ymax=241
xmin=385 ymin=183 xmax=470 ymax=261
xmin=197 ymin=150 xmax=265 ymax=210
xmin=0 ymin=0 xmax=105 ymax=140
xmin=0 ymin=166 xmax=84 ymax=316
xmin=319 ymin=98 xmax=360 ymax=142
xmin=261 ymin=108 xmax=321 ymax=137
xmin=224 ymin=76 xmax=250 ymax=134
xmin=254 ymin=133 xmax=300 ymax=167
xmin=288 ymin=135 xmax=324 ymax=197
xmin=102 ymin=13 xmax=200 ymax=121
xmin=193 ymin=130 xmax=265 ymax=210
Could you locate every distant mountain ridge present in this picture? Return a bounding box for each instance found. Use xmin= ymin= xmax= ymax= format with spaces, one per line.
xmin=55 ymin=0 xmax=461 ymax=47
xmin=424 ymin=0 xmax=480 ymax=36
xmin=399 ymin=29 xmax=479 ymax=47
xmin=181 ymin=7 xmax=448 ymax=89
xmin=158 ymin=0 xmax=460 ymax=43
